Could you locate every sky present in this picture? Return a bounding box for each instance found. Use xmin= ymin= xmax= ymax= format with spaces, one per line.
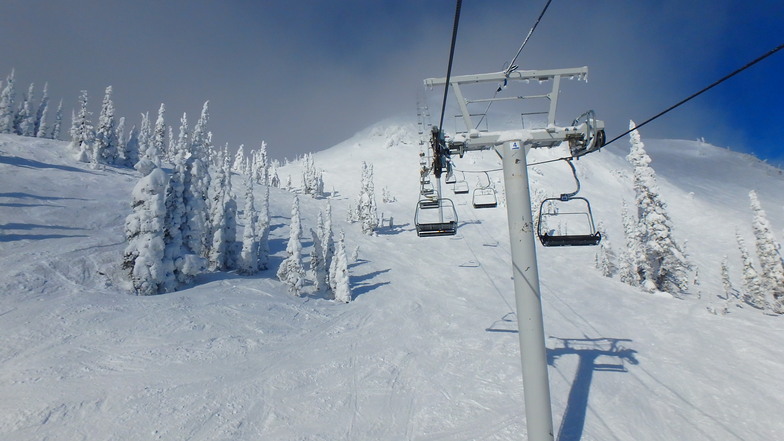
xmin=0 ymin=0 xmax=782 ymax=163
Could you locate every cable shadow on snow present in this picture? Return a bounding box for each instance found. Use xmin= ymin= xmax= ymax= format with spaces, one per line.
xmin=547 ymin=337 xmax=639 ymax=441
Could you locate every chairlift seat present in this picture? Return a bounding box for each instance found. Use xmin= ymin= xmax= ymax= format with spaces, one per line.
xmin=472 ymin=188 xmax=498 ymax=208
xmin=453 ymin=181 xmax=469 ymax=194
xmin=539 ymin=232 xmax=601 ymax=247
xmin=415 ymin=198 xmax=458 ymax=237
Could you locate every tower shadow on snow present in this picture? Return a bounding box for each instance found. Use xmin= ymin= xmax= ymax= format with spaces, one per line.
xmin=548 ymin=337 xmax=639 ymax=441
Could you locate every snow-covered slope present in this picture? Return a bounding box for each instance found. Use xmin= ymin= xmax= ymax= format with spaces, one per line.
xmin=1 ymin=124 xmax=783 ymax=441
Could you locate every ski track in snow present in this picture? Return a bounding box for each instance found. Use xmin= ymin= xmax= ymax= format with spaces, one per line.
xmin=2 ymin=127 xmax=784 ymax=440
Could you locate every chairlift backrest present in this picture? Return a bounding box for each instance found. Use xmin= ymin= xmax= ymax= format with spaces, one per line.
xmin=537 ymin=197 xmax=600 ymax=246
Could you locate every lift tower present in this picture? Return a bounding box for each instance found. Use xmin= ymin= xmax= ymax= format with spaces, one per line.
xmin=423 ymin=66 xmax=604 ymax=441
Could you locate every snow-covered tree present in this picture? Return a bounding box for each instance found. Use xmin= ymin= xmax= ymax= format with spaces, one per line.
xmin=233 ymin=144 xmax=245 ymax=172
xmin=357 ymin=161 xmax=378 ymax=235
xmin=302 ymin=153 xmax=324 ymax=197
xmin=720 ymin=256 xmax=736 ymax=302
xmin=123 ymin=168 xmax=170 ymax=295
xmin=94 ymin=86 xmax=119 ymax=165
xmin=626 ymin=121 xmax=690 ymax=295
xmin=34 ymin=82 xmax=49 ymax=137
xmin=252 ymin=142 xmax=269 ymax=185
xmin=162 ymin=157 xmax=203 ymax=291
xmin=309 ymin=228 xmax=324 ymax=292
xmin=16 ymin=83 xmax=36 ymax=137
xmin=0 ymin=70 xmax=16 ymax=133
xmin=618 ymin=200 xmax=642 ymax=287
xmin=152 ymin=103 xmax=167 ymax=163
xmin=594 ymin=222 xmax=617 ymax=278
xmin=736 ymin=230 xmax=767 ymax=310
xmin=257 ymin=185 xmax=271 ymax=270
xmin=748 ymin=190 xmax=784 ymax=313
xmin=114 ymin=116 xmax=127 ymax=164
xmin=277 ymin=195 xmax=305 ymax=295
xmin=330 ymin=230 xmax=352 ymax=303
xmin=321 ymin=202 xmax=336 ymax=290
xmin=269 ymin=161 xmax=280 ymax=188
xmin=70 ymin=90 xmax=95 ymax=163
xmin=134 ymin=112 xmax=158 ymax=175
xmin=51 ymin=99 xmax=63 ymax=140
xmin=238 ymin=176 xmax=261 ymax=275
xmin=182 ymin=108 xmax=211 ymax=259
xmin=207 ymin=148 xmax=238 ymax=271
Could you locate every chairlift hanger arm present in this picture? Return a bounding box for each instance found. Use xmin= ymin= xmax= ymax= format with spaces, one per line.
xmin=423 ymin=67 xmax=588 ymax=87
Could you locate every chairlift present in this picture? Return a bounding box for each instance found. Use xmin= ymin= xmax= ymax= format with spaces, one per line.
xmin=472 ymin=171 xmax=498 ymax=208
xmin=445 ymin=164 xmax=457 ymax=184
xmin=453 ymin=172 xmax=469 ymax=194
xmin=415 ymin=198 xmax=458 ymax=237
xmin=536 ymin=160 xmax=601 ymax=247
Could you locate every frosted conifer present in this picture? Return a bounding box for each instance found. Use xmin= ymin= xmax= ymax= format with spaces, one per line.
xmin=277 ymin=195 xmax=305 ymax=295
xmin=238 ymin=176 xmax=260 ymax=275
xmin=309 ymin=229 xmax=324 ymax=292
xmin=748 ymin=190 xmax=784 ymax=312
xmin=357 ymin=161 xmax=378 ymax=235
xmin=594 ymin=221 xmax=617 ymax=278
xmin=70 ymin=90 xmax=95 ymax=163
xmin=17 ymin=83 xmax=35 ymax=137
xmin=0 ymin=70 xmax=16 ymax=133
xmin=736 ymin=231 xmax=767 ymax=310
xmin=34 ymin=82 xmax=49 ymax=137
xmin=331 ymin=230 xmax=352 ymax=303
xmin=94 ymin=86 xmax=118 ymax=165
xmin=123 ymin=168 xmax=169 ymax=295
xmin=51 ymin=99 xmax=63 ymax=140
xmin=626 ymin=121 xmax=690 ymax=295
xmin=233 ymin=144 xmax=245 ymax=172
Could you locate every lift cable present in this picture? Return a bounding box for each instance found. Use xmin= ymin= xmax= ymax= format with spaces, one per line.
xmin=437 ymin=0 xmax=463 ymax=133
xmin=475 ymin=0 xmax=553 ymax=130
xmin=526 ymin=42 xmax=784 ymax=167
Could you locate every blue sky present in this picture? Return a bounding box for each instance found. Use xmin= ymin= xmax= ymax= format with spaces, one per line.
xmin=1 ymin=0 xmax=782 ymax=162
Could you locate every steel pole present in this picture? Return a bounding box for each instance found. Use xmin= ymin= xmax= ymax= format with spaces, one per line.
xmin=500 ymin=140 xmax=554 ymax=441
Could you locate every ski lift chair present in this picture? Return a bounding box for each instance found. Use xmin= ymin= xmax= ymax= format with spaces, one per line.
xmin=472 ymin=171 xmax=498 ymax=208
xmin=415 ymin=198 xmax=458 ymax=237
xmin=452 ymin=171 xmax=469 ymax=194
xmin=536 ymin=160 xmax=601 ymax=247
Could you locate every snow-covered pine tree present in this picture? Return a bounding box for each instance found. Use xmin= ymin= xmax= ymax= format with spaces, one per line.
xmin=123 ymin=167 xmax=170 ymax=295
xmin=302 ymin=153 xmax=324 ymax=197
xmin=161 ymin=157 xmax=203 ymax=292
xmin=233 ymin=144 xmax=245 ymax=172
xmin=0 ymin=70 xmax=16 ymax=133
xmin=238 ymin=175 xmax=261 ymax=275
xmin=17 ymin=83 xmax=36 ymax=137
xmin=357 ymin=161 xmax=378 ymax=235
xmin=331 ymin=230 xmax=352 ymax=303
xmin=269 ymin=161 xmax=280 ymax=188
xmin=748 ymin=190 xmax=784 ymax=313
xmin=207 ymin=147 xmax=238 ymax=271
xmin=309 ymin=228 xmax=324 ymax=292
xmin=94 ymin=86 xmax=119 ymax=165
xmin=134 ymin=112 xmax=158 ymax=175
xmin=321 ymin=202 xmax=335 ymax=290
xmin=152 ymin=103 xmax=167 ymax=163
xmin=736 ymin=230 xmax=767 ymax=310
xmin=124 ymin=124 xmax=140 ymax=168
xmin=277 ymin=195 xmax=305 ymax=295
xmin=51 ymin=99 xmax=63 ymax=140
xmin=720 ymin=256 xmax=736 ymax=302
xmin=626 ymin=121 xmax=690 ymax=295
xmin=594 ymin=221 xmax=617 ymax=278
xmin=70 ymin=90 xmax=95 ymax=163
xmin=34 ymin=82 xmax=49 ymax=137
xmin=252 ymin=142 xmax=269 ymax=185
xmin=618 ymin=200 xmax=642 ymax=287
xmin=35 ymin=94 xmax=49 ymax=139
xmin=115 ymin=116 xmax=127 ymax=164
xmin=182 ymin=105 xmax=212 ymax=259
xmin=257 ymin=185 xmax=271 ymax=270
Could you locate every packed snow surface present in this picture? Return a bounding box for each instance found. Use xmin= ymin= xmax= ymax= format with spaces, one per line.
xmin=1 ymin=124 xmax=783 ymax=441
